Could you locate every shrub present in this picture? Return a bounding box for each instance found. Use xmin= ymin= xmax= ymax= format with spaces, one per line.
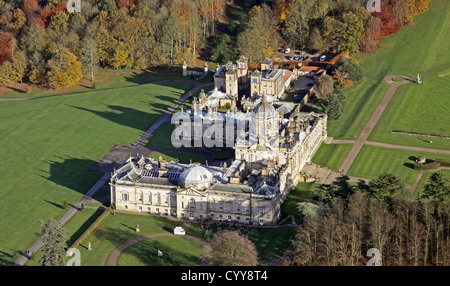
xmin=336 ymin=58 xmax=364 ymax=81
xmin=435 ymin=159 xmax=450 ymax=167
xmin=414 ymin=161 xmax=440 ymax=170
xmin=25 ymin=84 xmax=32 ymax=93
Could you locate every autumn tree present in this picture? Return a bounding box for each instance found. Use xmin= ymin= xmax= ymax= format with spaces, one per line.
xmin=47 ymin=48 xmax=83 ymax=89
xmin=237 ymin=4 xmax=280 ymax=63
xmin=209 ymin=230 xmax=258 ymax=266
xmin=361 ymin=16 xmax=382 ymax=53
xmin=313 ymin=74 xmax=334 ymax=100
xmin=0 ymin=32 xmax=16 ymax=64
xmin=339 ymin=11 xmax=366 ymax=54
xmin=81 ymin=37 xmax=99 ymax=82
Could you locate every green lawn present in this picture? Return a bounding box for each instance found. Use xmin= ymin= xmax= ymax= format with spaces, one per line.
xmin=325 ymin=0 xmax=450 ymax=141
xmin=280 ymin=182 xmax=317 ymax=224
xmin=348 ymin=145 xmax=450 ymax=184
xmin=312 ymin=143 xmax=353 ymax=170
xmin=117 ymin=236 xmax=202 ymax=266
xmin=0 ymin=70 xmax=186 ymax=99
xmin=414 ymin=169 xmax=450 ymax=201
xmin=25 ymin=207 xmax=106 ymax=266
xmin=74 ymin=213 xmax=184 ymax=266
xmin=249 ymin=227 xmax=296 ymax=260
xmin=369 ymin=75 xmax=450 ymax=150
xmin=0 ymin=80 xmax=193 ymax=265
xmin=146 ymin=122 xmax=176 ymax=148
xmin=186 ymin=222 xmax=296 ymax=261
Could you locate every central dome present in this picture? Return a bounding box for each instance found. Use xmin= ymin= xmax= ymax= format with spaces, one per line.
xmin=179 ymin=164 xmax=213 ymax=189
xmin=253 ymin=95 xmax=276 ymax=117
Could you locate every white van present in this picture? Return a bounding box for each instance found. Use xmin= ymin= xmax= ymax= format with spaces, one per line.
xmin=285 ymin=48 xmax=291 ymax=54
xmin=320 ymin=55 xmax=326 ymax=61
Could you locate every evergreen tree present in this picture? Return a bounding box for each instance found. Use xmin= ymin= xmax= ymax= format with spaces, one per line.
xmin=421 ymin=172 xmax=449 ymax=202
xmin=39 ymin=218 xmax=68 ymax=266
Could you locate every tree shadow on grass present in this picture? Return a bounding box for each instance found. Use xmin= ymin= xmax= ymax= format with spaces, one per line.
xmin=67 ymin=208 xmax=106 ymax=247
xmin=0 ymin=250 xmax=16 ymax=266
xmin=69 ymin=104 xmax=162 ymax=133
xmin=38 ymin=156 xmax=103 ymax=195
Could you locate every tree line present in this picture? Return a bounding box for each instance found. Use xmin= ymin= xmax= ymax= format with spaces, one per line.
xmin=0 ymin=0 xmax=432 ymax=89
xmin=0 ymin=0 xmax=226 ymax=89
xmin=290 ymin=172 xmax=450 ymax=266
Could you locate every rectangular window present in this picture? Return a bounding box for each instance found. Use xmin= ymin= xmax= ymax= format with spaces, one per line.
xmin=122 ymin=193 xmax=129 ymax=201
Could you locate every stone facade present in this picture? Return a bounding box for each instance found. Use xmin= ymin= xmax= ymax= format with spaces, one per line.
xmin=110 ymin=55 xmax=327 ymax=226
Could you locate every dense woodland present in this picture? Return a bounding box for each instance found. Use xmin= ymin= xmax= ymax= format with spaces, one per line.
xmin=291 ymin=172 xmax=450 ymax=266
xmin=0 ymin=0 xmax=431 ymax=89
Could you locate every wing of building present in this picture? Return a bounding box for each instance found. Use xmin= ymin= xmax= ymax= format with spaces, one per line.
xmin=110 ymin=56 xmax=327 ymax=226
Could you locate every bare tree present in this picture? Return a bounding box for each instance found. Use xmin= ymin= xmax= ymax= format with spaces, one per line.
xmin=209 ymin=230 xmax=258 ymax=266
xmin=368 ymin=201 xmax=395 ymax=265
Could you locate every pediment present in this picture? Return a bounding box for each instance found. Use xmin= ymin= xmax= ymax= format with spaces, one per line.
xmin=177 ymin=187 xmax=206 ymax=197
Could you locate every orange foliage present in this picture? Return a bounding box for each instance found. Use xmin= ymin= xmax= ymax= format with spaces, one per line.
xmin=22 ymin=0 xmax=39 ymax=16
xmin=409 ymin=0 xmax=431 ymax=15
xmin=0 ymin=32 xmax=16 ymax=64
xmin=371 ymin=1 xmax=403 ymax=38
xmin=117 ymin=0 xmax=133 ymax=10
xmin=38 ymin=2 xmax=67 ymax=27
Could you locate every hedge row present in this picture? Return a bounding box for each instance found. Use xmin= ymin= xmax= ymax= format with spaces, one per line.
xmin=414 ymin=158 xmax=450 ymax=170
xmin=435 ymin=159 xmax=450 ymax=167
xmin=68 ymin=207 xmax=111 ymax=249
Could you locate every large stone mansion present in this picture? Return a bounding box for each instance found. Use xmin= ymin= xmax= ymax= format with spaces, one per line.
xmin=109 ymin=56 xmax=327 ymax=226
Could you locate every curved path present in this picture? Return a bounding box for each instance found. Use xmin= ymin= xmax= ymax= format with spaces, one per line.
xmin=337 ymin=75 xmax=415 ymax=174
xmin=104 ymin=232 xmax=213 ymax=266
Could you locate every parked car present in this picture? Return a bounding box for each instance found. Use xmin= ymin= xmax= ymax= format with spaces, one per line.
xmin=300 ymin=51 xmax=305 ymax=55
xmin=280 ymin=48 xmax=285 ymax=53
xmin=293 ymin=56 xmax=300 ymax=60
xmin=285 ymin=48 xmax=291 ymax=53
xmin=299 ymin=56 xmax=304 ymax=60
xmin=320 ymin=55 xmax=326 ymax=61
xmin=304 ymin=56 xmax=309 ymax=60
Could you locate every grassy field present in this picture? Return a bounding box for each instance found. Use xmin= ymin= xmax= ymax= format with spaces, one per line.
xmin=311 ymin=144 xmax=353 ymax=170
xmin=73 ymin=212 xmax=184 ymax=266
xmin=369 ymin=75 xmax=450 ymax=150
xmin=414 ymin=169 xmax=450 ymax=201
xmin=280 ymin=182 xmax=317 ymax=224
xmin=249 ymin=227 xmax=296 ymax=260
xmin=0 ymin=80 xmax=193 ymax=265
xmin=326 ymin=0 xmax=450 ymax=142
xmin=348 ymin=145 xmax=450 ymax=184
xmin=0 ymin=70 xmax=186 ymax=99
xmin=26 ymin=207 xmax=106 ymax=266
xmin=116 ymin=236 xmax=202 ymax=266
xmin=186 ymin=222 xmax=296 ymax=261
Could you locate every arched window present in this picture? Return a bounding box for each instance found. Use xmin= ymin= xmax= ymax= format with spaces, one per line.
xmin=209 ymin=199 xmax=215 ymax=209
xmin=189 ymin=198 xmax=195 ymax=209
xmin=154 ymin=193 xmax=160 ymax=204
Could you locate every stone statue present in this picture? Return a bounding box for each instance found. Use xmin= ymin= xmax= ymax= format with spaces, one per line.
xmin=417 ymin=74 xmax=422 ymax=84
xmin=136 ymin=224 xmax=140 ymax=232
xmin=88 ymin=242 xmax=92 ymax=251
